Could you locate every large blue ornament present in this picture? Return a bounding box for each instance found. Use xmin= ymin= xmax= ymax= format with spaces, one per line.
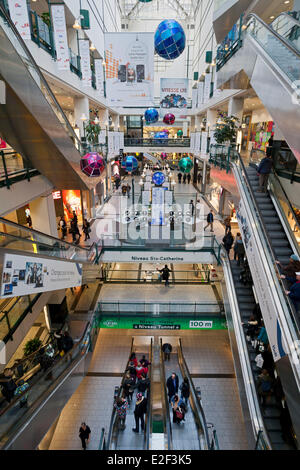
xmin=123 ymin=155 xmax=138 ymax=173
xmin=152 ymin=171 xmax=165 ymax=186
xmin=154 ymin=20 xmax=186 ymax=60
xmin=154 ymin=131 xmax=168 ymax=139
xmin=145 ymin=108 xmax=159 ymax=124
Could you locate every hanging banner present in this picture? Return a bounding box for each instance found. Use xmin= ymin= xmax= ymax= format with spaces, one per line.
xmin=237 ymin=201 xmax=287 ymax=362
xmin=192 ymin=88 xmax=198 ymax=109
xmin=190 ymin=132 xmax=196 ymax=152
xmin=119 ymin=132 xmax=124 ymax=150
xmin=203 ymin=73 xmax=212 ymax=103
xmin=94 ymin=58 xmax=105 ymax=97
xmin=195 ymin=132 xmax=201 ymax=153
xmin=201 ymin=131 xmax=208 ymax=154
xmin=108 ymin=131 xmax=114 ymax=155
xmin=51 ymin=5 xmax=69 ymax=70
xmin=105 ymin=32 xmax=154 ymax=106
xmin=8 ymin=0 xmax=30 ymax=40
xmin=160 ymin=78 xmax=189 ymax=118
xmin=99 ymin=130 xmax=106 ymax=145
xmin=79 ymin=39 xmax=91 ymax=87
xmin=197 ymin=82 xmax=204 ymax=107
xmin=1 ymin=254 xmax=82 ymax=298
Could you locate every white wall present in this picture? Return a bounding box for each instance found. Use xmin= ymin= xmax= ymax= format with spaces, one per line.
xmin=193 ymin=0 xmax=216 ymax=82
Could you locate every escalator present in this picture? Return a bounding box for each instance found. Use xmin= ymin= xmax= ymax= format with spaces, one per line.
xmin=0 ymin=3 xmax=89 ymax=189
xmin=0 ymin=313 xmax=99 ymax=449
xmin=160 ymin=339 xmax=212 ymax=450
xmin=106 ymin=339 xmax=153 ymax=450
xmin=218 ymin=12 xmax=300 ymax=162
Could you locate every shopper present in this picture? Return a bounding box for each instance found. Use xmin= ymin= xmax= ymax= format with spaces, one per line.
xmin=0 ymin=368 xmax=17 ymax=403
xmin=132 ymin=393 xmax=147 ymax=433
xmin=127 ymin=361 xmax=137 ymax=381
xmin=276 ymin=255 xmax=300 ymax=286
xmin=177 ymin=172 xmax=182 ymax=184
xmin=159 ymin=265 xmax=172 ymax=287
xmin=136 ymin=373 xmax=150 ymax=396
xmin=58 ymin=216 xmax=67 ymax=240
xmin=83 ymin=219 xmax=91 ymax=241
xmin=62 ymin=331 xmax=74 ymax=354
xmin=183 ymin=173 xmax=187 ymax=184
xmin=14 ymin=380 xmax=29 ymax=407
xmin=245 ymin=315 xmax=260 ymax=341
xmin=127 ymin=183 xmax=131 ymax=198
xmin=140 ymin=355 xmax=150 ymax=368
xmin=162 ymin=343 xmax=172 ymax=361
xmin=79 ymin=422 xmax=91 ymax=450
xmin=234 ymin=233 xmax=245 ymax=266
xmin=114 ymin=397 xmax=128 ymax=430
xmin=197 ymin=172 xmax=201 ymax=185
xmin=171 ymin=394 xmax=185 ymax=424
xmin=204 ymin=210 xmax=214 ymax=232
xmin=286 ymin=272 xmax=300 ymax=312
xmin=189 ymin=200 xmax=195 ymax=217
xmin=187 ymin=173 xmax=191 ymax=184
xmin=257 ymin=154 xmax=272 ymax=193
xmin=70 ymin=218 xmax=79 ymax=243
xmin=129 ymin=352 xmax=138 ymax=367
xmin=136 ymin=361 xmax=147 ymax=380
xmin=123 ymin=372 xmax=135 ymax=404
xmin=257 ymin=322 xmax=269 ymax=350
xmin=180 ymin=377 xmax=190 ymax=409
xmin=223 ymin=230 xmax=234 ymax=255
xmin=224 ymin=216 xmax=231 ymax=235
xmin=257 ymin=369 xmax=274 ymax=405
xmin=166 ymin=373 xmax=179 ymax=403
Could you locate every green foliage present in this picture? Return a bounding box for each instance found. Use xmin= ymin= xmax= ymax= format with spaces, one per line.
xmin=41 ymin=12 xmax=51 ymax=28
xmin=23 ymin=338 xmax=42 ymax=357
xmin=213 ymin=112 xmax=239 ymax=144
xmin=85 ymin=120 xmax=101 ymax=144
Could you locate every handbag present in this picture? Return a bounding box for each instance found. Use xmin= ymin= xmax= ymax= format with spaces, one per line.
xmin=175 ymin=408 xmax=183 ymax=420
xmin=255 ymin=353 xmax=264 ymax=369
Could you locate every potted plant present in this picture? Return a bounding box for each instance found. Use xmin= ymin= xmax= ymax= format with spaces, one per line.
xmin=85 ymin=120 xmax=101 ymax=144
xmin=23 ymin=338 xmax=42 ymax=357
xmin=213 ymin=112 xmax=239 ymax=145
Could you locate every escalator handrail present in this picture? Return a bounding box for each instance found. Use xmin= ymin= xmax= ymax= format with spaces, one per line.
xmin=220 ymin=249 xmax=271 ymax=449
xmin=177 ymin=338 xmax=210 ymax=449
xmin=233 ymin=152 xmax=300 ymax=333
xmin=0 ymin=322 xmax=92 ymax=420
xmin=159 ymin=339 xmax=173 ymax=450
xmin=144 ymin=338 xmax=153 ymax=450
xmin=271 ymin=12 xmax=300 ymax=32
xmin=0 ymin=4 xmax=82 ymax=150
xmin=106 ymin=337 xmax=134 ymax=449
xmin=246 ymin=13 xmax=300 ymax=58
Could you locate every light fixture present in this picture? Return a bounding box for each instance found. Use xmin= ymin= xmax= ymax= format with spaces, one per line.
xmin=72 ymin=19 xmax=81 ymax=30
xmin=171 ymin=180 xmax=176 ymax=186
xmin=102 ymin=60 xmax=106 ymax=67
xmin=94 ymin=117 xmax=100 ymax=125
xmin=270 ymin=16 xmax=275 ymax=19
xmin=90 ymin=43 xmax=96 ymax=51
xmin=139 ymin=180 xmax=144 ymax=185
xmin=80 ymin=113 xmax=88 ymax=121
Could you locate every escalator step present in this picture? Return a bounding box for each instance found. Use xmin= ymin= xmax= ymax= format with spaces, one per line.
xmin=262 ymin=216 xmax=282 ymax=224
xmin=264 ymin=418 xmax=282 ymax=431
xmin=265 ymin=224 xmax=284 ymax=231
xmin=269 ymin=232 xmax=286 ymax=239
xmin=260 ymin=210 xmax=278 ymax=217
xmin=268 ymin=431 xmax=286 ymax=444
xmin=257 ymin=203 xmax=275 ymax=210
xmin=263 ymin=407 xmax=281 ymax=418
xmin=273 ymin=248 xmax=293 ymax=256
xmin=271 ymin=239 xmax=289 ymax=247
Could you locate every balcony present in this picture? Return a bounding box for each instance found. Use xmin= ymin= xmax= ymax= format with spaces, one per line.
xmin=124 ymin=138 xmax=191 ymax=148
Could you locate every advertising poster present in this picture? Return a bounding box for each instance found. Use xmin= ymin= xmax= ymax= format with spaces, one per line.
xmin=201 ymin=131 xmax=208 ymax=155
xmin=79 ymin=39 xmax=91 ymax=87
xmin=160 ymin=78 xmax=189 ymax=118
xmin=94 ymin=59 xmax=105 ymax=97
xmin=192 ymin=88 xmax=198 ymax=109
xmin=197 ymin=82 xmax=204 ymax=107
xmin=108 ymin=131 xmax=114 ymax=156
xmin=97 ymin=316 xmax=227 ymax=330
xmin=51 ymin=5 xmax=70 ymax=71
xmin=8 ymin=0 xmax=30 ymax=40
xmin=104 ymin=32 xmax=154 ymax=107
xmin=203 ymin=72 xmax=212 ymax=103
xmin=62 ymin=190 xmax=82 ymax=224
xmin=237 ymin=201 xmax=287 ymax=362
xmin=1 ymin=254 xmax=82 ymax=298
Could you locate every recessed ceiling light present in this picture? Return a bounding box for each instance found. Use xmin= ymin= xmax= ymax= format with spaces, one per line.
xmin=284 ymin=1 xmax=290 ymax=4
xmin=270 ymin=16 xmax=275 ymax=19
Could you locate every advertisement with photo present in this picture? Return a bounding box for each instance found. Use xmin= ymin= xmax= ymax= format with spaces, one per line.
xmin=105 ymin=33 xmax=154 ymax=107
xmin=160 ymin=78 xmax=189 ymax=118
xmin=1 ymin=254 xmax=82 ymax=298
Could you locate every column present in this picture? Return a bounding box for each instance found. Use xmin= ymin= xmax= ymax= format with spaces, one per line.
xmin=98 ymin=108 xmax=109 ymax=130
xmin=183 ymin=121 xmax=188 ymax=136
xmin=74 ymin=96 xmax=89 ymax=138
xmin=228 ymin=97 xmax=244 ymax=123
xmin=202 ymin=161 xmax=208 ymax=194
xmin=206 ymin=108 xmax=218 ymax=131
xmin=119 ymin=115 xmax=125 ymax=133
xmin=29 ymin=193 xmax=58 ymax=237
xmin=195 ymin=115 xmax=202 ymax=132
xmin=190 ymin=115 xmax=196 ymax=132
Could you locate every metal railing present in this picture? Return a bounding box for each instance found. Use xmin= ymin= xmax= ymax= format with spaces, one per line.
xmin=216 ymin=14 xmax=244 ymax=71
xmin=103 ymin=268 xmax=211 ymax=284
xmin=144 ymin=339 xmax=153 ymax=450
xmin=0 ymin=150 xmax=40 ymax=189
xmin=29 ymin=10 xmax=55 ymax=57
xmin=69 ymin=48 xmax=82 ymax=78
xmin=124 ymin=138 xmax=191 ymax=147
xmin=98 ymin=428 xmax=106 ymax=450
xmin=97 ymin=300 xmax=222 ymax=316
xmin=159 ymin=339 xmax=172 ymax=450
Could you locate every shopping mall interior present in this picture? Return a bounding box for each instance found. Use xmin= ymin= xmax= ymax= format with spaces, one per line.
xmin=0 ymin=0 xmax=300 ymax=453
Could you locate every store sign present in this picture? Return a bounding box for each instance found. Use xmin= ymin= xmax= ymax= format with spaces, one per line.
xmin=8 ymin=0 xmax=30 ymax=40
xmin=160 ymin=78 xmax=189 ymax=118
xmin=237 ymin=201 xmax=287 ymax=362
xmin=105 ymin=32 xmax=154 ymax=107
xmin=51 ymin=5 xmax=70 ymax=70
xmin=97 ymin=316 xmax=227 ymax=330
xmin=94 ymin=59 xmax=104 ymax=97
xmin=1 ymin=254 xmax=82 ymax=298
xmin=52 ymin=191 xmax=61 ymax=200
xmin=100 ymin=250 xmax=215 ymax=264
xmin=79 ymin=39 xmax=91 ymax=87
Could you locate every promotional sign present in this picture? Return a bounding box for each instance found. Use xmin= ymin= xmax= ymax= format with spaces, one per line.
xmin=237 ymin=201 xmax=287 ymax=362
xmin=51 ymin=5 xmax=70 ymax=70
xmin=160 ymin=78 xmax=188 ymax=118
xmin=94 ymin=58 xmax=105 ymax=97
xmin=190 ymin=132 xmax=196 ymax=152
xmin=192 ymin=88 xmax=198 ymax=109
xmin=62 ymin=190 xmax=82 ymax=224
xmin=201 ymin=131 xmax=208 ymax=155
xmin=108 ymin=131 xmax=114 ymax=155
xmin=1 ymin=254 xmax=82 ymax=298
xmin=197 ymin=82 xmax=204 ymax=107
xmin=97 ymin=316 xmax=227 ymax=330
xmin=105 ymin=32 xmax=154 ymax=106
xmin=195 ymin=132 xmax=201 ymax=153
xmin=203 ymin=72 xmax=212 ymax=103
xmin=79 ymin=39 xmax=91 ymax=87
xmin=151 ymin=187 xmax=165 ymax=225
xmin=8 ymin=0 xmax=30 ymax=39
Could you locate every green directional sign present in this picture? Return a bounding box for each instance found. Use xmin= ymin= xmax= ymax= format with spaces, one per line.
xmin=95 ymin=316 xmax=227 ymax=331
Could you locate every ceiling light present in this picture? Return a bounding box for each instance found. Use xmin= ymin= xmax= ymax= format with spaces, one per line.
xmin=270 ymin=16 xmax=275 ymax=19
xmin=90 ymin=43 xmax=96 ymax=51
xmin=73 ymin=19 xmax=81 ymax=30
xmin=80 ymin=113 xmax=88 ymax=121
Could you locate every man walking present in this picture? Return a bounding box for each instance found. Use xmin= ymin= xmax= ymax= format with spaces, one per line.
xmin=79 ymin=422 xmax=91 ymax=450
xmin=204 ymin=210 xmax=214 ymax=232
xmin=159 ymin=265 xmax=172 ymax=287
xmin=257 ymin=154 xmax=272 ymax=193
xmin=166 ymin=373 xmax=179 ymax=403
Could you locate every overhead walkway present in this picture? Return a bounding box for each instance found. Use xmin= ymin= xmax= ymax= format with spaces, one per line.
xmin=217 ymin=12 xmax=300 ymax=162
xmin=0 ymin=4 xmax=89 ymax=189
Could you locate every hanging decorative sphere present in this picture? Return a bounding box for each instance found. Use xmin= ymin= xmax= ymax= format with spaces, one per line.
xmin=163 ymin=113 xmax=175 ymax=125
xmin=144 ymin=108 xmax=159 ymax=124
xmin=178 ymin=156 xmax=193 ymax=174
xmin=177 ymin=129 xmax=183 ymax=137
xmin=80 ymin=152 xmax=105 ymax=177
xmin=123 ymin=155 xmax=138 ymax=173
xmin=154 ymin=131 xmax=168 ymax=139
xmin=161 ymin=152 xmax=168 ymax=160
xmin=139 ymin=0 xmax=152 ymax=2
xmin=154 ymin=20 xmax=186 ymax=60
xmin=152 ymin=171 xmax=165 ymax=186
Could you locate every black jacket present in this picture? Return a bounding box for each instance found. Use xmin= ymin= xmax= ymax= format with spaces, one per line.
xmin=79 ymin=425 xmax=91 ymax=440
xmin=160 ymin=267 xmax=171 ymax=280
xmin=134 ymin=397 xmax=147 ymax=417
xmin=180 ymin=381 xmax=190 ymax=398
xmin=137 ymin=377 xmax=150 ymax=393
xmin=223 ymin=233 xmax=234 ymax=249
xmin=167 ymin=375 xmax=179 ymax=397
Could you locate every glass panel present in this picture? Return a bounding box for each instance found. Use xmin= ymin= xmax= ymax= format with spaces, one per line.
xmin=271 ymin=14 xmax=300 ymax=51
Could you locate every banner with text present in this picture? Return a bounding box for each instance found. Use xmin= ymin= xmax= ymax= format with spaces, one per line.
xmin=51 ymin=5 xmax=70 ymax=71
xmin=1 ymin=254 xmax=82 ymax=298
xmin=105 ymin=32 xmax=154 ymax=107
xmin=160 ymin=78 xmax=189 ymax=118
xmin=79 ymin=39 xmax=91 ymax=87
xmin=94 ymin=58 xmax=105 ymax=97
xmin=8 ymin=0 xmax=30 ymax=40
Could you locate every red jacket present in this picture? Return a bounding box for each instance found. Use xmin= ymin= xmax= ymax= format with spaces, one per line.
xmin=136 ymin=366 xmax=147 ymax=379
